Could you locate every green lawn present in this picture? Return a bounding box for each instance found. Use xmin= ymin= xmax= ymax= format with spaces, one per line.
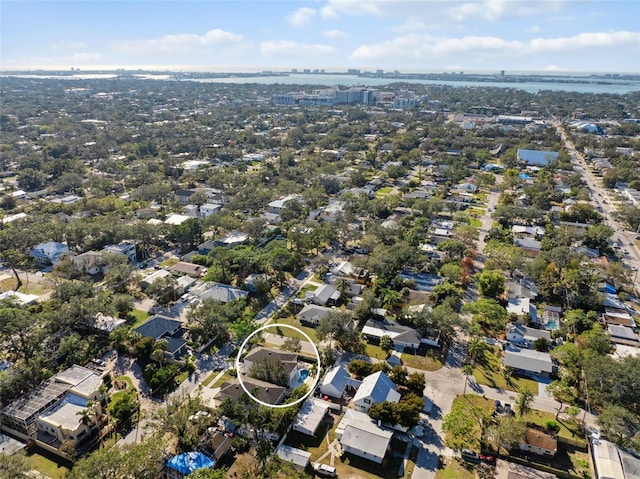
xmin=128 ymin=309 xmax=151 ymax=328
xmin=401 ymin=350 xmax=445 ymax=371
xmin=469 ymin=218 xmax=482 ymax=228
xmin=435 ymin=458 xmax=476 ymax=479
xmin=444 ymin=395 xmax=494 ymax=450
xmin=375 ymin=186 xmax=394 ymax=198
xmin=523 ymin=409 xmax=587 ymax=447
xmin=26 ymin=452 xmax=69 ymax=479
xmin=108 ymin=376 xmax=137 ymax=414
xmin=175 ymin=370 xmax=190 ymax=385
xmin=472 ymin=346 xmax=538 ymax=393
xmin=158 ymin=257 xmax=179 ymax=267
xmin=0 ymin=277 xmax=49 ymax=295
xmin=365 ymin=342 xmax=389 ymax=360
xmin=296 ymin=284 xmax=318 ymax=299
xmin=272 ymin=315 xmax=319 ymax=343
xmin=285 ymin=420 xmax=335 ymax=461
xmin=206 ymin=370 xmax=234 ymax=388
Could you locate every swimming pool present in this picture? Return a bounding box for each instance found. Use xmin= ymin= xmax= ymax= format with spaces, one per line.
xmin=545 ymin=321 xmax=559 ymax=330
xmin=299 ymin=369 xmax=309 ymax=381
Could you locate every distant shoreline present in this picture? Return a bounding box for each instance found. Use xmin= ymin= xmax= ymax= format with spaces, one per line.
xmin=3 ymin=70 xmax=640 ymax=95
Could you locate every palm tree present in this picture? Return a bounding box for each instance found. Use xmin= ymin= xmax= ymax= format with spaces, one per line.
xmin=462 ymin=363 xmax=474 ymax=395
xmin=76 ymin=400 xmax=98 ymax=429
xmin=516 ymin=389 xmax=534 ymax=418
xmin=335 ymin=278 xmax=351 ymax=297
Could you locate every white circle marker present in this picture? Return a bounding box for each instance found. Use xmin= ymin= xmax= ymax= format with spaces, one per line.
xmin=235 ymin=323 xmax=321 ymax=408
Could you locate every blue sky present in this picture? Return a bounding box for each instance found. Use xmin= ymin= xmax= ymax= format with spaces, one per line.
xmin=1 ymin=0 xmax=639 ymax=72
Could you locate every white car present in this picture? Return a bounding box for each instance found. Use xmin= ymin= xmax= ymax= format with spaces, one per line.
xmin=314 ymin=463 xmax=337 ymax=477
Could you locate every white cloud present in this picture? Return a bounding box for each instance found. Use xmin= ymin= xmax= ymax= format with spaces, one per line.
xmin=52 ymin=40 xmax=85 ymax=51
xmin=527 ymin=25 xmax=542 ymax=33
xmin=112 ymin=29 xmax=244 ymax=55
xmin=350 ymin=30 xmax=639 ymax=67
xmin=530 ymin=31 xmax=640 ymax=52
xmin=325 ymin=0 xmax=575 ymax=23
xmin=260 ymin=40 xmax=335 ymax=58
xmin=288 ymin=7 xmax=316 ymax=28
xmin=541 ymin=64 xmax=564 ymax=71
xmin=323 ymin=29 xmax=347 ymax=39
xmin=320 ymin=5 xmax=338 ymax=19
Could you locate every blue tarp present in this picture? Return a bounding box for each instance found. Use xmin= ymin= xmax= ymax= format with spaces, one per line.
xmin=167 ymin=452 xmax=215 ymax=474
xmin=519 ymin=173 xmax=530 ymax=179
xmin=604 ymin=283 xmax=617 ymax=294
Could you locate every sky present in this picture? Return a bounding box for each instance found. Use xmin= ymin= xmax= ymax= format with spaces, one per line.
xmin=1 ymin=0 xmax=639 ymax=73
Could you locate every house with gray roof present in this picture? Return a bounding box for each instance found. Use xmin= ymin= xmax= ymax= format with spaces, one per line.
xmin=134 ymin=315 xmax=187 ymax=359
xmin=188 ymin=282 xmax=248 ymax=304
xmin=503 ymin=346 xmax=556 ymax=378
xmin=214 ymin=377 xmax=286 ymax=406
xmin=506 ymin=323 xmax=551 ymax=349
xmin=362 ymin=320 xmax=422 ymax=350
xmin=308 ymin=284 xmax=340 ymax=306
xmin=298 ymin=304 xmax=333 ymax=326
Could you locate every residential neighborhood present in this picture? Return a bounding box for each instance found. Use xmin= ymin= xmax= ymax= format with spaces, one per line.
xmin=0 ymin=73 xmax=639 ymax=479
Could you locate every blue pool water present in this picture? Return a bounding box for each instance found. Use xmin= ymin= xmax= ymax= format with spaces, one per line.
xmin=545 ymin=321 xmax=559 ymax=330
xmin=300 ymin=369 xmax=309 ymax=381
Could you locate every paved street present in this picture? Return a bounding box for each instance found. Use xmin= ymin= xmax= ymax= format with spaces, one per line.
xmin=553 ymin=119 xmax=640 ymax=292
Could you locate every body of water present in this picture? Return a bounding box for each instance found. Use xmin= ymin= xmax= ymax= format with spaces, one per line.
xmin=188 ymin=73 xmax=640 ymax=95
xmin=4 ymin=72 xmax=639 ymax=94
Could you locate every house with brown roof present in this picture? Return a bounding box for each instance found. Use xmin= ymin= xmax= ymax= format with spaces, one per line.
xmin=243 ymin=347 xmax=301 ymax=387
xmin=213 ymin=377 xmax=286 ymax=406
xmin=520 ymin=428 xmax=557 ymax=457
xmin=169 ymin=261 xmax=206 ymax=278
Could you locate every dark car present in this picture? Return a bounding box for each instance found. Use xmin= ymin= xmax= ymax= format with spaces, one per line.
xmin=461 ymin=449 xmax=481 ymax=464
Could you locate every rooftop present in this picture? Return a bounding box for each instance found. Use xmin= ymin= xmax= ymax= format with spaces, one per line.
xmin=276 ymin=444 xmax=311 ymax=468
xmin=353 ymin=371 xmax=400 ymax=405
xmin=216 ymin=377 xmax=286 ymax=405
xmin=341 ymin=419 xmax=393 ymax=460
xmin=37 ymin=400 xmax=85 ymax=432
xmin=292 ymin=399 xmax=330 ymax=436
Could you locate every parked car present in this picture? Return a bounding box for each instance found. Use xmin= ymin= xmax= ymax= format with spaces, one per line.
xmin=480 ymin=454 xmax=496 ymax=465
xmin=314 ymin=463 xmax=337 ymax=477
xmin=461 ymin=449 xmax=481 ymax=464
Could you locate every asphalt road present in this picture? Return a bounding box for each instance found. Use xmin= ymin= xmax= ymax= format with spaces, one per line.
xmin=554 ymin=120 xmax=640 ymax=292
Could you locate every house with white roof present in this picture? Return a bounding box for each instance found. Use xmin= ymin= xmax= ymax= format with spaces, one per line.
xmin=102 ymin=241 xmax=137 ymax=263
xmin=30 ymin=242 xmax=69 ymax=265
xmin=292 ymin=398 xmax=330 ymax=436
xmin=353 ymin=371 xmax=401 ymax=412
xmin=337 ymin=410 xmax=393 ymax=464
xmin=308 ymin=284 xmax=340 ymax=306
xmin=319 ymin=365 xmax=359 ymax=399
xmin=507 ymin=297 xmax=538 ymax=323
xmin=267 ymin=194 xmax=303 ymax=215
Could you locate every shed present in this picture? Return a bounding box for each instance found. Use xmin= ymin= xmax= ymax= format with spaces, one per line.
xmin=276 ymin=444 xmax=311 ymax=470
